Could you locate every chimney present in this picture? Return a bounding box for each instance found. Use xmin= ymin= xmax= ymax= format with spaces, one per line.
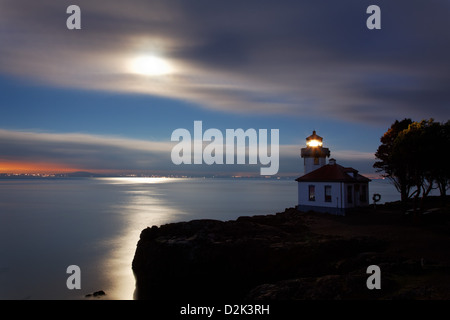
xmin=329 ymin=158 xmax=336 ymax=165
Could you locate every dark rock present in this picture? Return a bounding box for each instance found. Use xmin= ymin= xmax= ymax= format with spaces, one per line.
xmin=132 ymin=208 xmax=386 ymax=300
xmin=85 ymin=290 xmax=106 ymax=298
xmin=132 ymin=206 xmax=450 ymax=300
xmin=93 ymin=290 xmax=106 ymax=297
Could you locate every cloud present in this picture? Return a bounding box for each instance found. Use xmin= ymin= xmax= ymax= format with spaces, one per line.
xmin=0 ymin=129 xmax=173 ymax=172
xmin=1 ymin=0 xmax=449 ymax=124
xmin=279 ymin=145 xmax=375 ymax=161
xmin=278 ymin=145 xmax=375 ymax=176
xmin=0 ymin=129 xmax=377 ymax=175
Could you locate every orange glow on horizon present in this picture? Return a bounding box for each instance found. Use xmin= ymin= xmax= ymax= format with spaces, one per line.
xmin=0 ymin=161 xmax=90 ymax=174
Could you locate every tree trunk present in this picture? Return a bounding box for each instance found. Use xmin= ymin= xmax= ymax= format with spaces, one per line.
xmin=400 ymin=183 xmax=408 ymax=204
xmin=438 ymin=181 xmax=447 ymax=206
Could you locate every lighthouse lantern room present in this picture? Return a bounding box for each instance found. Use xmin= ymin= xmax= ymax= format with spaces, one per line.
xmin=301 ymin=130 xmax=330 ymax=175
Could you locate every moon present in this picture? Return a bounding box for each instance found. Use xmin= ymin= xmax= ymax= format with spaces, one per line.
xmin=130 ymin=55 xmax=173 ymax=76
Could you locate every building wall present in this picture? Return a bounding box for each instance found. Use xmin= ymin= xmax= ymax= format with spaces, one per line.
xmin=298 ymin=181 xmax=343 ymax=208
xmin=297 ymin=181 xmax=369 ymax=215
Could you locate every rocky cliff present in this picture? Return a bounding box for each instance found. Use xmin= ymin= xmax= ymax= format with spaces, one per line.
xmin=132 ymin=208 xmax=388 ymax=299
xmin=132 ymin=206 xmax=450 ymax=300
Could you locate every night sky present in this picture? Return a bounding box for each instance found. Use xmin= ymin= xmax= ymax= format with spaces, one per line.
xmin=1 ymin=0 xmax=449 ymax=176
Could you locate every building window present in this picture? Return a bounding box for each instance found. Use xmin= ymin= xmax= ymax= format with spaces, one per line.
xmin=314 ymin=157 xmax=319 ymax=165
xmin=347 ymin=185 xmax=353 ymax=204
xmin=360 ymin=185 xmax=367 ymax=202
xmin=324 ymin=185 xmax=332 ymax=202
xmin=309 ymin=185 xmax=315 ymax=201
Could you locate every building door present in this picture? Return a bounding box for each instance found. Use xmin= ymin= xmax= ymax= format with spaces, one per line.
xmin=354 ymin=184 xmax=360 ymax=206
xmin=347 ymin=185 xmax=353 ymax=206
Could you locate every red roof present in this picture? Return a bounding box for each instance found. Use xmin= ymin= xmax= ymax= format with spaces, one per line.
xmin=296 ymin=163 xmax=371 ymax=183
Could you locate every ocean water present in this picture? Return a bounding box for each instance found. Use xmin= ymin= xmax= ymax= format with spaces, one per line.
xmin=0 ymin=177 xmax=399 ymax=300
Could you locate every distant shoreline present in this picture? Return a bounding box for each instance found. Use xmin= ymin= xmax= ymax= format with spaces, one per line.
xmin=0 ymin=173 xmax=296 ymax=179
xmin=0 ymin=171 xmax=383 ymax=180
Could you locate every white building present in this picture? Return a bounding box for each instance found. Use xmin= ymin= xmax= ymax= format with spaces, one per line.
xmin=296 ymin=131 xmax=370 ymax=215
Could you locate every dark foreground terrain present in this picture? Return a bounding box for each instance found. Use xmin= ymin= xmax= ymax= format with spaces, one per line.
xmin=132 ymin=198 xmax=450 ymax=300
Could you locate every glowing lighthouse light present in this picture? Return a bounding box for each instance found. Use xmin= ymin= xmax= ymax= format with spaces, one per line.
xmin=307 ymin=139 xmax=323 ymax=147
xmin=306 ymin=130 xmax=323 ymax=147
xmin=301 ymin=130 xmax=330 ymax=175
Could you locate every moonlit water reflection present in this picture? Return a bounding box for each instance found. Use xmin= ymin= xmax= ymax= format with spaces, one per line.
xmin=0 ymin=177 xmax=189 ymax=300
xmin=96 ymin=177 xmax=187 ymax=300
xmin=96 ymin=177 xmax=298 ymax=299
xmin=0 ymin=177 xmax=401 ymax=299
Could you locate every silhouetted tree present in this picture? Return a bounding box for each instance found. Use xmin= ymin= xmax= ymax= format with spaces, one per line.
xmin=393 ymin=119 xmax=437 ymax=207
xmin=433 ymin=120 xmax=450 ymax=201
xmin=374 ymin=119 xmax=414 ymax=203
xmin=375 ymin=118 xmax=450 ymax=205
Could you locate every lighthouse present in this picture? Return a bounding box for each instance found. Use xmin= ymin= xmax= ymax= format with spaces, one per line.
xmin=300 ymin=130 xmax=330 ymax=174
xmin=296 ymin=131 xmax=371 ymax=215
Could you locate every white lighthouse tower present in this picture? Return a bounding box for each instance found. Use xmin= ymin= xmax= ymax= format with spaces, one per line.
xmin=300 ymin=130 xmax=330 ymax=174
